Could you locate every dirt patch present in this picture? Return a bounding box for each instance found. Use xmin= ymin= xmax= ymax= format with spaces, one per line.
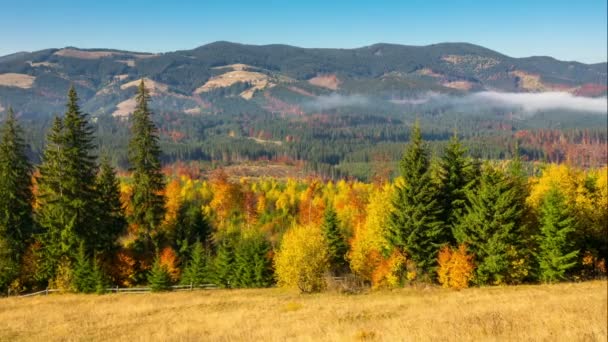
xmin=442 ymin=80 xmax=473 ymax=90
xmin=27 ymin=61 xmax=56 ymax=68
xmin=416 ymin=68 xmax=442 ymax=78
xmin=308 ymin=74 xmax=340 ymax=90
xmin=0 ymin=73 xmax=36 ymax=88
xmin=112 ymin=98 xmax=137 ymax=117
xmin=212 ymin=64 xmax=259 ymax=71
xmin=442 ymin=55 xmax=499 ymax=71
xmin=121 ymin=78 xmax=169 ymax=96
xmin=195 ymin=70 xmax=271 ymax=99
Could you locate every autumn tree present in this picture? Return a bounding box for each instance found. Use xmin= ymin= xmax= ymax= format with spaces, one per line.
xmin=0 ymin=107 xmax=33 ymax=291
xmin=437 ymin=244 xmax=475 ymax=289
xmin=536 ymin=186 xmax=579 ymax=282
xmin=274 ymin=224 xmax=329 ymax=293
xmin=387 ymin=121 xmax=446 ymax=279
xmin=129 ymin=80 xmax=165 ymax=249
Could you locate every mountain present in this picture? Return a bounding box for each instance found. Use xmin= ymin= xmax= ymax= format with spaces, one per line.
xmin=0 ymin=41 xmax=606 ymax=118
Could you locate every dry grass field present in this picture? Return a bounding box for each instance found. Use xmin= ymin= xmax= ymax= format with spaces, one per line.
xmin=1 ymin=281 xmax=606 ymax=341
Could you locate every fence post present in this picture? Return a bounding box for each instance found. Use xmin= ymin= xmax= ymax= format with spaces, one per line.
xmin=190 ymin=283 xmax=193 ymax=291
xmin=45 ymin=287 xmax=49 ymax=296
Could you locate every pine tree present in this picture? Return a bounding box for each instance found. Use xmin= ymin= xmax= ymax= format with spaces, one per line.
xmin=437 ymin=132 xmax=478 ymax=239
xmin=0 ymin=107 xmax=33 ymax=290
xmin=321 ymin=205 xmax=348 ymax=274
xmin=174 ymin=201 xmax=212 ymax=258
xmin=94 ymin=157 xmax=126 ymax=254
xmin=128 ymin=80 xmax=165 ymax=249
xmin=233 ymin=234 xmax=273 ymax=288
xmin=148 ymin=255 xmax=171 ymax=292
xmin=212 ymin=237 xmax=235 ymax=288
xmin=536 ymin=186 xmax=578 ymax=283
xmin=454 ymin=166 xmax=526 ymax=285
xmin=72 ymin=242 xmax=95 ymax=293
xmin=387 ymin=121 xmax=446 ymax=277
xmin=180 ymin=241 xmax=209 ymax=286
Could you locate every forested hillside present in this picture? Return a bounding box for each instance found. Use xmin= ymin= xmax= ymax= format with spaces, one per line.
xmin=1 ymin=84 xmax=606 ymax=295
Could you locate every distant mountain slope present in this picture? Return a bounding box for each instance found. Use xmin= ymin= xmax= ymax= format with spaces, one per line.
xmin=0 ymin=41 xmax=605 ymax=118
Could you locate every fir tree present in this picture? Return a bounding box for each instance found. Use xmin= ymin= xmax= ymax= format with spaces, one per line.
xmin=233 ymin=234 xmax=273 ymax=288
xmin=91 ymin=257 xmax=108 ymax=294
xmin=437 ymin=132 xmax=478 ymax=240
xmin=212 ymin=237 xmax=235 ymax=288
xmin=536 ymin=186 xmax=578 ymax=283
xmin=0 ymin=107 xmax=33 ymax=289
xmin=387 ymin=121 xmax=446 ymax=277
xmin=174 ymin=201 xmax=212 ymax=258
xmin=128 ymin=80 xmax=165 ymax=249
xmin=148 ymin=255 xmax=171 ymax=292
xmin=321 ymin=205 xmax=348 ymax=274
xmin=94 ymin=157 xmax=126 ymax=254
xmin=180 ymin=241 xmax=209 ymax=287
xmin=72 ymin=242 xmax=95 ymax=293
xmin=454 ymin=166 xmax=526 ymax=285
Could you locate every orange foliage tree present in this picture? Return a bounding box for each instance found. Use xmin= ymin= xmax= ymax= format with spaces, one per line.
xmin=437 ymin=244 xmax=475 ymax=289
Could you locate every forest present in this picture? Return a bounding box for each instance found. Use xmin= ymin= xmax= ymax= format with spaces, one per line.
xmin=0 ymin=81 xmax=606 ymax=295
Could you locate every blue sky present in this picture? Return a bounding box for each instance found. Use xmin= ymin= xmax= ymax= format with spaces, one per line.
xmin=1 ymin=0 xmax=606 ymax=63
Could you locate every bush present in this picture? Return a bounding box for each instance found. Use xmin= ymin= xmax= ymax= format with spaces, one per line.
xmin=437 ymin=244 xmax=475 ymax=290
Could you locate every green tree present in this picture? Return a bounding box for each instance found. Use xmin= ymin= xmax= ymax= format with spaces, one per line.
xmin=180 ymin=241 xmax=209 ymax=287
xmin=174 ymin=201 xmax=212 ymax=259
xmin=94 ymin=157 xmax=127 ymax=254
xmin=233 ymin=234 xmax=273 ymax=288
xmin=212 ymin=237 xmax=235 ymax=288
xmin=129 ymin=80 xmax=165 ymax=249
xmin=536 ymin=186 xmax=578 ymax=283
xmin=0 ymin=107 xmax=33 ymax=290
xmin=387 ymin=121 xmax=446 ymax=278
xmin=321 ymin=205 xmax=348 ymax=274
xmin=437 ymin=132 xmax=478 ymax=239
xmin=454 ymin=166 xmax=526 ymax=285
xmin=148 ymin=255 xmax=171 ymax=292
xmin=72 ymin=242 xmax=95 ymax=293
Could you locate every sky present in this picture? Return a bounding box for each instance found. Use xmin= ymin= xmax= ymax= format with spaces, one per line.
xmin=1 ymin=0 xmax=606 ymax=63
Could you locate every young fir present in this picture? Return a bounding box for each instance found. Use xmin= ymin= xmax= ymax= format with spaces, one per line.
xmin=387 ymin=121 xmax=446 ymax=277
xmin=94 ymin=157 xmax=127 ymax=255
xmin=233 ymin=234 xmax=273 ymax=288
xmin=321 ymin=205 xmax=348 ymax=274
xmin=454 ymin=166 xmax=525 ymax=285
xmin=536 ymin=185 xmax=579 ymax=283
xmin=180 ymin=241 xmax=209 ymax=286
xmin=212 ymin=237 xmax=235 ymax=288
xmin=128 ymin=80 xmax=165 ymax=249
xmin=72 ymin=242 xmax=95 ymax=293
xmin=0 ymin=107 xmax=33 ymax=290
xmin=148 ymin=255 xmax=172 ymax=292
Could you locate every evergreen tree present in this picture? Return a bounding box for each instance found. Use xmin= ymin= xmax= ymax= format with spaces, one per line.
xmin=72 ymin=242 xmax=95 ymax=293
xmin=536 ymin=186 xmax=578 ymax=283
xmin=0 ymin=107 xmax=33 ymax=290
xmin=174 ymin=201 xmax=212 ymax=258
xmin=321 ymin=205 xmax=348 ymax=274
xmin=233 ymin=234 xmax=273 ymax=288
xmin=94 ymin=157 xmax=126 ymax=254
xmin=387 ymin=121 xmax=446 ymax=277
xmin=91 ymin=257 xmax=108 ymax=294
xmin=128 ymin=80 xmax=165 ymax=249
xmin=148 ymin=255 xmax=171 ymax=292
xmin=180 ymin=241 xmax=209 ymax=286
xmin=212 ymin=237 xmax=235 ymax=288
xmin=454 ymin=166 xmax=526 ymax=285
xmin=437 ymin=133 xmax=478 ymax=239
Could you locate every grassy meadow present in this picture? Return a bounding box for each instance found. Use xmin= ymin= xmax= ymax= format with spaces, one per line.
xmin=1 ymin=281 xmax=606 ymax=341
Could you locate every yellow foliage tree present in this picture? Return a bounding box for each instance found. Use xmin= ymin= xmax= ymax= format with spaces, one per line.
xmin=274 ymin=224 xmax=329 ymax=293
xmin=437 ymin=244 xmax=475 ymax=290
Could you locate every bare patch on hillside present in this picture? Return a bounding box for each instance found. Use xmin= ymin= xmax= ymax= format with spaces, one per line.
xmin=184 ymin=107 xmax=202 ymax=115
xmin=416 ymin=68 xmax=442 ymax=78
xmin=308 ymin=74 xmax=340 ymax=90
xmin=117 ymin=60 xmax=135 ymax=67
xmin=27 ymin=61 xmax=57 ymax=68
xmin=212 ymin=64 xmax=260 ymax=72
xmin=287 ymin=86 xmax=315 ymax=97
xmin=112 ymin=98 xmax=137 ymax=117
xmin=442 ymin=80 xmax=473 ymax=90
xmin=195 ymin=71 xmax=272 ymax=99
xmin=442 ymin=55 xmax=499 ymax=71
xmin=121 ymin=78 xmax=169 ymax=96
xmin=0 ymin=73 xmax=36 ymax=88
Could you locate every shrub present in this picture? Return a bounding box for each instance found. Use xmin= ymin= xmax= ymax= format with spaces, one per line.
xmin=437 ymin=244 xmax=475 ymax=290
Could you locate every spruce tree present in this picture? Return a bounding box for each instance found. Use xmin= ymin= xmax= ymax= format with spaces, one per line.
xmin=72 ymin=242 xmax=95 ymax=293
xmin=233 ymin=234 xmax=273 ymax=288
xmin=536 ymin=186 xmax=578 ymax=283
xmin=91 ymin=257 xmax=108 ymax=294
xmin=437 ymin=133 xmax=478 ymax=240
xmin=454 ymin=166 xmax=525 ymax=285
xmin=387 ymin=121 xmax=446 ymax=277
xmin=181 ymin=241 xmax=209 ymax=286
xmin=174 ymin=201 xmax=212 ymax=258
xmin=0 ymin=107 xmax=33 ymax=289
xmin=95 ymin=157 xmax=126 ymax=254
xmin=128 ymin=80 xmax=165 ymax=249
xmin=148 ymin=256 xmax=171 ymax=292
xmin=321 ymin=205 xmax=348 ymax=274
xmin=212 ymin=237 xmax=235 ymax=288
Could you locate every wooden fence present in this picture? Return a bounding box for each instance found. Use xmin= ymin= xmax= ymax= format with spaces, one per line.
xmin=16 ymin=283 xmax=218 ymax=297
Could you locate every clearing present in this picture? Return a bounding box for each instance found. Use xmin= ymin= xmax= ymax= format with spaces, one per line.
xmin=0 ymin=281 xmax=605 ymax=341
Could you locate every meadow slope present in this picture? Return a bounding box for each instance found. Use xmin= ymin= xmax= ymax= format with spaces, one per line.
xmin=1 ymin=281 xmax=606 ymax=341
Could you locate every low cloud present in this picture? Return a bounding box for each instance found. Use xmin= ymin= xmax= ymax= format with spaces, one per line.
xmin=395 ymin=91 xmax=607 ymax=114
xmin=304 ymin=93 xmax=369 ymax=110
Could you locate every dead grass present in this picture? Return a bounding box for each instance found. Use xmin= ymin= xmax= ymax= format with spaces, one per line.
xmin=1 ymin=281 xmax=605 ymax=341
xmin=308 ymin=74 xmax=341 ymax=90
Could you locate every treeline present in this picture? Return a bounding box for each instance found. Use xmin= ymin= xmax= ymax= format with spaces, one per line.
xmin=0 ymin=83 xmax=606 ymax=294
